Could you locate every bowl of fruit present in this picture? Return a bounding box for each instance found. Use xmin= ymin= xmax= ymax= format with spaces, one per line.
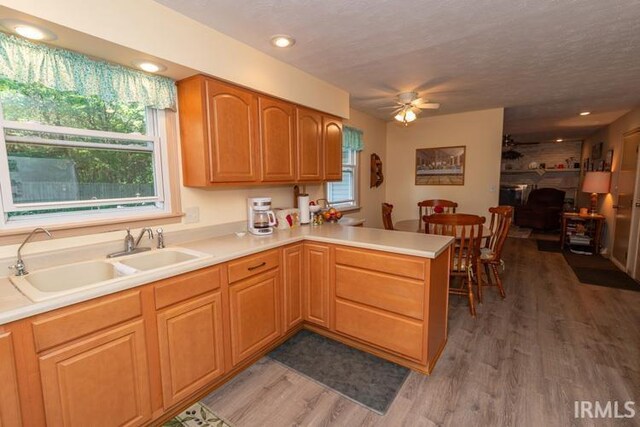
xmin=322 ymin=207 xmax=343 ymax=223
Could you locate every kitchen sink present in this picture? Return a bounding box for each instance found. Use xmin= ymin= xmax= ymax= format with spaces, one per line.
xmin=9 ymin=260 xmax=133 ymax=302
xmin=117 ymin=248 xmax=200 ymax=271
xmin=9 ymin=247 xmax=211 ymax=302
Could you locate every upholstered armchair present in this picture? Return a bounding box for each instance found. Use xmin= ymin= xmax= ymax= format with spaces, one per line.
xmin=514 ymin=188 xmax=565 ymax=230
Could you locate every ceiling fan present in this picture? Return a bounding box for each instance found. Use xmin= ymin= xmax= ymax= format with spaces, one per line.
xmin=379 ymin=92 xmax=440 ymax=125
xmin=502 ymin=134 xmax=540 ymax=147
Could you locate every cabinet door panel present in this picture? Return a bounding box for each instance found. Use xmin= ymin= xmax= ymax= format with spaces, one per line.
xmin=0 ymin=331 xmax=22 ymax=427
xmin=39 ymin=321 xmax=152 ymax=427
xmin=260 ymin=97 xmax=296 ymax=181
xmin=303 ymin=244 xmax=330 ymax=327
xmin=323 ymin=117 xmax=343 ymax=181
xmin=157 ymin=292 xmax=225 ymax=408
xmin=205 ymin=79 xmax=259 ymax=182
xmin=297 ymin=108 xmax=323 ymax=181
xmin=283 ymin=245 xmax=303 ymax=331
xmin=229 ymin=270 xmax=281 ymax=366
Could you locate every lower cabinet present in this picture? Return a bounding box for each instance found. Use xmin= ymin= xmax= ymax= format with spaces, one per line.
xmin=303 ymin=243 xmax=331 ymax=328
xmin=229 ymin=269 xmax=281 ymax=366
xmin=282 ymin=244 xmax=303 ymax=331
xmin=0 ymin=331 xmax=22 ymax=427
xmin=156 ymin=292 xmax=225 ymax=408
xmin=38 ymin=320 xmax=152 ymax=427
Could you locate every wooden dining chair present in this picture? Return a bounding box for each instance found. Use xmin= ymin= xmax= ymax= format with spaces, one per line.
xmin=479 ymin=206 xmax=513 ymax=301
xmin=382 ymin=203 xmax=395 ymax=230
xmin=424 ymin=213 xmax=485 ymax=317
xmin=417 ymin=199 xmax=458 ymax=231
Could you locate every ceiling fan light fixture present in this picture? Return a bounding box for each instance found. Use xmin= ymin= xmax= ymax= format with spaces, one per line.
xmin=405 ymin=109 xmax=417 ymax=122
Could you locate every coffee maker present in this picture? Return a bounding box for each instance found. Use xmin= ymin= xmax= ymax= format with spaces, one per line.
xmin=247 ymin=197 xmax=277 ymax=235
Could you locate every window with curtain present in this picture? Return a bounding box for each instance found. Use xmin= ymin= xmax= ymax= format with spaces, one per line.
xmin=326 ymin=126 xmax=363 ymax=209
xmin=0 ymin=32 xmax=177 ymax=227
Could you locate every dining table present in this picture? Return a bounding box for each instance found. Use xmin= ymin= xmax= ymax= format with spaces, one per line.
xmin=395 ymin=219 xmax=493 ymax=238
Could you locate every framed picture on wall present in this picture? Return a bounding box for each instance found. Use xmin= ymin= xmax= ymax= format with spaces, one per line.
xmin=592 ymin=141 xmax=604 ymax=159
xmin=415 ymin=146 xmax=466 ymax=185
xmin=605 ymin=149 xmax=613 ymax=171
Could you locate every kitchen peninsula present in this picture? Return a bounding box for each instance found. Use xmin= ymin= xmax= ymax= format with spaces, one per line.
xmin=0 ymin=224 xmax=452 ymax=426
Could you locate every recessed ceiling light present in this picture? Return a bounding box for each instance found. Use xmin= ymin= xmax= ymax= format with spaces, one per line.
xmin=556 ymin=138 xmax=563 ymax=142
xmin=0 ymin=20 xmax=57 ymax=41
xmin=270 ymin=35 xmax=295 ymax=48
xmin=133 ymin=61 xmax=166 ymax=73
xmin=580 ymin=111 xmax=591 ymax=116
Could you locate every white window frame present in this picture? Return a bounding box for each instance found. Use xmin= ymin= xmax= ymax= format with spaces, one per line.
xmin=326 ymin=148 xmax=359 ymax=210
xmin=0 ymin=106 xmax=172 ymax=228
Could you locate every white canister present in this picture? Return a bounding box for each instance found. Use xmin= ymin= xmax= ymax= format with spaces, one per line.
xmin=298 ymin=194 xmax=310 ymax=224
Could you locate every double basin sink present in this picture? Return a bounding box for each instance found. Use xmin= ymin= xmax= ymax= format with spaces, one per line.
xmin=9 ymin=247 xmax=211 ymax=302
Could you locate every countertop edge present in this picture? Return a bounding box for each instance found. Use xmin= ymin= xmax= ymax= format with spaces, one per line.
xmin=0 ymin=230 xmax=453 ymax=325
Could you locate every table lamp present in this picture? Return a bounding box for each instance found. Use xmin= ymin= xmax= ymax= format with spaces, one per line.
xmin=582 ymin=171 xmax=611 ymax=215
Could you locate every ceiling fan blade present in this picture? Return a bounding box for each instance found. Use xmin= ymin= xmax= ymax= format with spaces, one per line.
xmin=411 ymin=97 xmax=425 ymax=106
xmin=377 ymin=105 xmax=402 ymax=110
xmin=416 ymin=102 xmax=440 ymax=109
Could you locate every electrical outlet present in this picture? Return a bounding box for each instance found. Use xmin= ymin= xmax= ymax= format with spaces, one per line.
xmin=184 ymin=206 xmax=200 ymax=224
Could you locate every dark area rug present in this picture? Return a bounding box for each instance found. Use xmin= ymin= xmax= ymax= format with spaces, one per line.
xmin=535 ymin=239 xmax=639 ymax=291
xmin=268 ymin=330 xmax=409 ymax=414
xmin=563 ymin=250 xmax=639 ymax=291
xmin=536 ymin=239 xmax=562 ymax=252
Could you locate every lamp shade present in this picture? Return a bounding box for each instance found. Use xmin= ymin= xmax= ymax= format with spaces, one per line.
xmin=582 ymin=171 xmax=611 ymax=194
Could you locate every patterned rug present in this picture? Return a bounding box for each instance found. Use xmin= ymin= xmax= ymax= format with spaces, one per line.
xmin=163 ymin=402 xmax=232 ymax=427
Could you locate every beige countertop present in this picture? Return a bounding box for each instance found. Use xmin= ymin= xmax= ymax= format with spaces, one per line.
xmin=0 ymin=224 xmax=453 ymax=325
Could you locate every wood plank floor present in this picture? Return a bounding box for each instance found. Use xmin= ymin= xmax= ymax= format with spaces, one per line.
xmin=202 ymin=238 xmax=640 ymax=426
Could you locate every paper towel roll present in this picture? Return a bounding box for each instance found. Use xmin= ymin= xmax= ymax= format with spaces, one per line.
xmin=298 ymin=194 xmax=310 ymax=224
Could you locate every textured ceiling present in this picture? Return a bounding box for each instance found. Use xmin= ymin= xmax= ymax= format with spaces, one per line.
xmin=155 ymin=0 xmax=640 ymax=141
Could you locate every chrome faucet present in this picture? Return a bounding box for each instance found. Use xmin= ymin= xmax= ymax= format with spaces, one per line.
xmin=156 ymin=228 xmax=165 ymax=249
xmin=10 ymin=227 xmax=52 ymax=276
xmin=107 ymin=228 xmax=154 ymax=258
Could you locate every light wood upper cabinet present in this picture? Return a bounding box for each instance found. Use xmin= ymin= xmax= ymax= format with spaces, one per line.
xmin=297 ymin=108 xmax=324 ymax=181
xmin=228 ymin=269 xmax=281 ymax=366
xmin=178 ymin=75 xmax=343 ymax=186
xmin=303 ymin=243 xmax=331 ymax=328
xmin=0 ymin=331 xmax=22 ymax=427
xmin=259 ymin=97 xmax=296 ymax=182
xmin=205 ymin=79 xmax=260 ymax=183
xmin=177 ymin=75 xmax=260 ymax=185
xmin=156 ymin=292 xmax=225 ymax=409
xmin=38 ymin=320 xmax=152 ymax=427
xmin=282 ymin=245 xmax=303 ymax=331
xmin=323 ymin=116 xmax=343 ymax=181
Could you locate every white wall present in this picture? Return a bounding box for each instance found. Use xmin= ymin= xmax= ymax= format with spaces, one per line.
xmin=0 ymin=0 xmax=349 ymax=118
xmin=385 ymin=108 xmax=504 ymax=222
xmin=343 ymin=109 xmax=388 ymax=228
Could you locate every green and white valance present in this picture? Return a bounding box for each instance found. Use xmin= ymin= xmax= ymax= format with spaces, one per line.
xmin=343 ymin=125 xmax=364 ymax=151
xmin=0 ymin=32 xmax=176 ymax=110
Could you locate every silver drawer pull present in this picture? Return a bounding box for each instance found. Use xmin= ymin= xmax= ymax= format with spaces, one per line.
xmin=248 ymin=262 xmax=266 ymax=271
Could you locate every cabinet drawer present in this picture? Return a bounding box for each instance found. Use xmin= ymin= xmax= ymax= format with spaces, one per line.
xmin=155 ymin=266 xmax=222 ymax=309
xmin=228 ymin=249 xmax=279 ymax=284
xmin=335 ymin=265 xmax=424 ymax=320
xmin=335 ymin=246 xmax=425 ymax=280
xmin=335 ymin=299 xmax=423 ymax=361
xmin=32 ymin=291 xmax=142 ymax=353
